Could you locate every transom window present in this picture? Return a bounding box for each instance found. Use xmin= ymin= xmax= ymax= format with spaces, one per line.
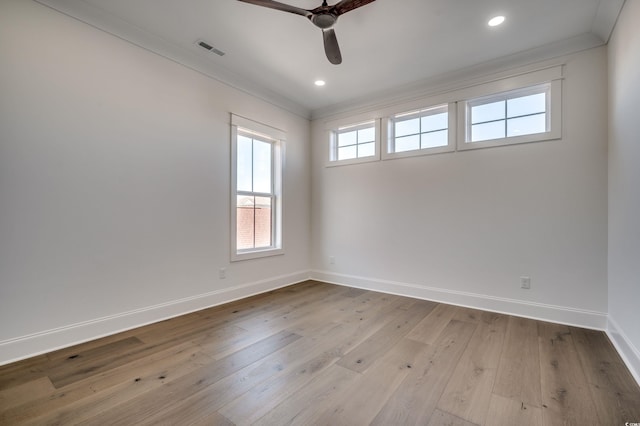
xmin=390 ymin=105 xmax=449 ymax=154
xmin=464 ymin=84 xmax=552 ymax=145
xmin=334 ymin=121 xmax=376 ymax=161
xmin=327 ymin=67 xmax=562 ymax=162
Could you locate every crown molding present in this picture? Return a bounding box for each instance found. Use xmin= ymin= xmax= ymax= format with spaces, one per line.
xmin=33 ymin=0 xmax=312 ymax=119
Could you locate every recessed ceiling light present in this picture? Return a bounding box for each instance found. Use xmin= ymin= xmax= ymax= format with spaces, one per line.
xmin=315 ymin=80 xmax=326 ymax=87
xmin=488 ymin=15 xmax=505 ymax=27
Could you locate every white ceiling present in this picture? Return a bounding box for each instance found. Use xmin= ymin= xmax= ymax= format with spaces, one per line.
xmin=35 ymin=0 xmax=624 ymax=118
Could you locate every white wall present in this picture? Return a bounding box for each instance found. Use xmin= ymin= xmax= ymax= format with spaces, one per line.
xmin=0 ymin=0 xmax=310 ymax=364
xmin=311 ymin=47 xmax=609 ymax=328
xmin=607 ymin=0 xmax=640 ymax=383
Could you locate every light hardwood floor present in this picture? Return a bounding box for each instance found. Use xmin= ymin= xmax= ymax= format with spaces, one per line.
xmin=1 ymin=281 xmax=639 ymax=425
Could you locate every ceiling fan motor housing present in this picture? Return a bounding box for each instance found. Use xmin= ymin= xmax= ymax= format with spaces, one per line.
xmin=311 ymin=12 xmax=337 ymax=29
xmin=237 ymin=0 xmax=377 ymax=64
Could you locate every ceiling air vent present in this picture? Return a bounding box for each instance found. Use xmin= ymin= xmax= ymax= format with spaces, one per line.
xmin=196 ymin=39 xmax=225 ymax=57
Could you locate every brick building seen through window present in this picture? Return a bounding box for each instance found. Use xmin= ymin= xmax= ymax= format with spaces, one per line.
xmin=236 ymin=195 xmax=272 ymax=250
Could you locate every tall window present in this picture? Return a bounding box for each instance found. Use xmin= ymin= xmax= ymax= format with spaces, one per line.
xmin=231 ymin=115 xmax=283 ymax=261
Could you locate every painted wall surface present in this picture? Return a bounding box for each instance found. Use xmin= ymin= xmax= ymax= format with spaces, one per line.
xmin=311 ymin=47 xmax=609 ymax=319
xmin=0 ymin=0 xmax=310 ymax=348
xmin=608 ymin=0 xmax=640 ymax=372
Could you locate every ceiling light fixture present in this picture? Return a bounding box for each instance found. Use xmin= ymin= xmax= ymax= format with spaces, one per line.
xmin=315 ymin=80 xmax=326 ymax=87
xmin=488 ymin=15 xmax=505 ymax=27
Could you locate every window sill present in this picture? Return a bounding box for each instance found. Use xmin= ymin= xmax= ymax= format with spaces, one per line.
xmin=231 ymin=247 xmax=284 ymax=262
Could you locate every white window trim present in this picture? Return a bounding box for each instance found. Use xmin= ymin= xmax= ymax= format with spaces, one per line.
xmin=230 ymin=114 xmax=285 ymax=262
xmin=382 ymin=102 xmax=457 ymax=160
xmin=324 ymin=65 xmax=563 ymax=166
xmin=326 ymin=116 xmax=381 ymax=167
xmin=457 ymin=79 xmax=562 ymax=151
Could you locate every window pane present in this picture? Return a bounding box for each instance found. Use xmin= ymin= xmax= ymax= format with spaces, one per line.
xmin=472 ymin=100 xmax=505 ymax=124
xmin=471 ymin=120 xmax=505 ymax=142
xmin=421 ymin=112 xmax=448 ymax=132
xmin=507 ymin=114 xmax=547 ymax=137
xmin=338 ymin=145 xmax=357 ymax=160
xmin=338 ymin=130 xmax=357 ymax=147
xmin=237 ymin=135 xmax=253 ymax=192
xmin=395 ymin=134 xmax=420 ymax=152
xmin=507 ymin=92 xmax=546 ymax=118
xmin=421 ymin=130 xmax=448 ymax=148
xmin=253 ymin=140 xmax=272 ymax=194
xmin=254 ymin=196 xmax=272 ymax=248
xmin=358 ymin=126 xmax=375 ymax=143
xmin=358 ymin=142 xmax=375 ymax=157
xmin=395 ymin=118 xmax=420 ymax=138
xmin=236 ymin=195 xmax=255 ymax=250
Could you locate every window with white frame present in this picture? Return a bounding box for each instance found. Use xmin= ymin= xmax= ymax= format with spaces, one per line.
xmin=386 ymin=104 xmax=455 ymax=158
xmin=328 ymin=120 xmax=379 ymax=165
xmin=459 ymin=79 xmax=561 ymax=150
xmin=326 ymin=66 xmax=562 ymax=163
xmin=231 ymin=115 xmax=284 ymax=261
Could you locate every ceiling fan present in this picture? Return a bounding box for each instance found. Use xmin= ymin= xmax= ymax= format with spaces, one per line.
xmin=237 ymin=0 xmax=376 ymax=65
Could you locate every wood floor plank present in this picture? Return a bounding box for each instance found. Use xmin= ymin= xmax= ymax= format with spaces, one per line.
xmin=0 ymin=376 xmax=55 ymax=410
xmin=232 ymin=283 xmax=359 ymax=336
xmin=1 ymin=281 xmax=639 ymax=426
xmin=337 ymin=299 xmax=437 ymax=373
xmin=371 ymin=319 xmax=477 ymax=425
xmin=253 ymin=365 xmax=359 ymax=426
xmin=484 ymin=394 xmax=543 ymax=426
xmin=493 ymin=316 xmax=542 ymax=407
xmin=538 ymin=322 xmax=601 ymax=425
xmin=38 ymin=330 xmax=300 ymax=426
xmin=46 ymin=336 xmax=145 ymax=388
xmin=8 ymin=345 xmax=214 ymax=425
xmin=0 ymin=354 xmax=49 ymax=391
xmin=406 ymin=303 xmax=461 ymax=344
xmin=570 ymin=326 xmax=640 ymax=424
xmin=427 ymin=409 xmax=480 ymax=426
xmin=136 ymin=324 xmax=342 ymax=426
xmin=314 ymin=338 xmax=430 ymax=426
xmin=452 ymin=307 xmax=485 ymax=324
xmin=289 ymin=290 xmax=409 ymax=336
xmin=134 ymin=282 xmax=336 ymax=347
xmin=204 ymin=321 xmax=362 ymax=424
xmin=183 ymin=281 xmax=331 ymax=336
xmin=140 ymin=311 xmax=394 ymax=426
xmin=0 ymin=337 xmax=214 ymax=424
xmin=219 ymin=303 xmax=423 ymax=425
xmin=45 ymin=328 xmax=142 ymax=362
xmin=437 ymin=312 xmax=508 ymax=424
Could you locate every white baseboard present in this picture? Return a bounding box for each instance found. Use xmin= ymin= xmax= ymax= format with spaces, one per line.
xmin=607 ymin=315 xmax=640 ymax=387
xmin=311 ymin=270 xmax=608 ymax=330
xmin=0 ymin=270 xmax=310 ymax=366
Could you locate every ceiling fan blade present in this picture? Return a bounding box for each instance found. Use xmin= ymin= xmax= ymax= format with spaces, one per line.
xmin=332 ymin=0 xmax=376 ymax=16
xmin=237 ymin=0 xmax=311 ymax=18
xmin=322 ymin=28 xmax=342 ymax=65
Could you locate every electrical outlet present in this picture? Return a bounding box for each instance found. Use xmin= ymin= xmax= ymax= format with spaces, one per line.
xmin=219 ymin=268 xmax=226 ymax=279
xmin=520 ymin=276 xmax=531 ymax=289
xmin=329 ymin=256 xmax=335 ymax=265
